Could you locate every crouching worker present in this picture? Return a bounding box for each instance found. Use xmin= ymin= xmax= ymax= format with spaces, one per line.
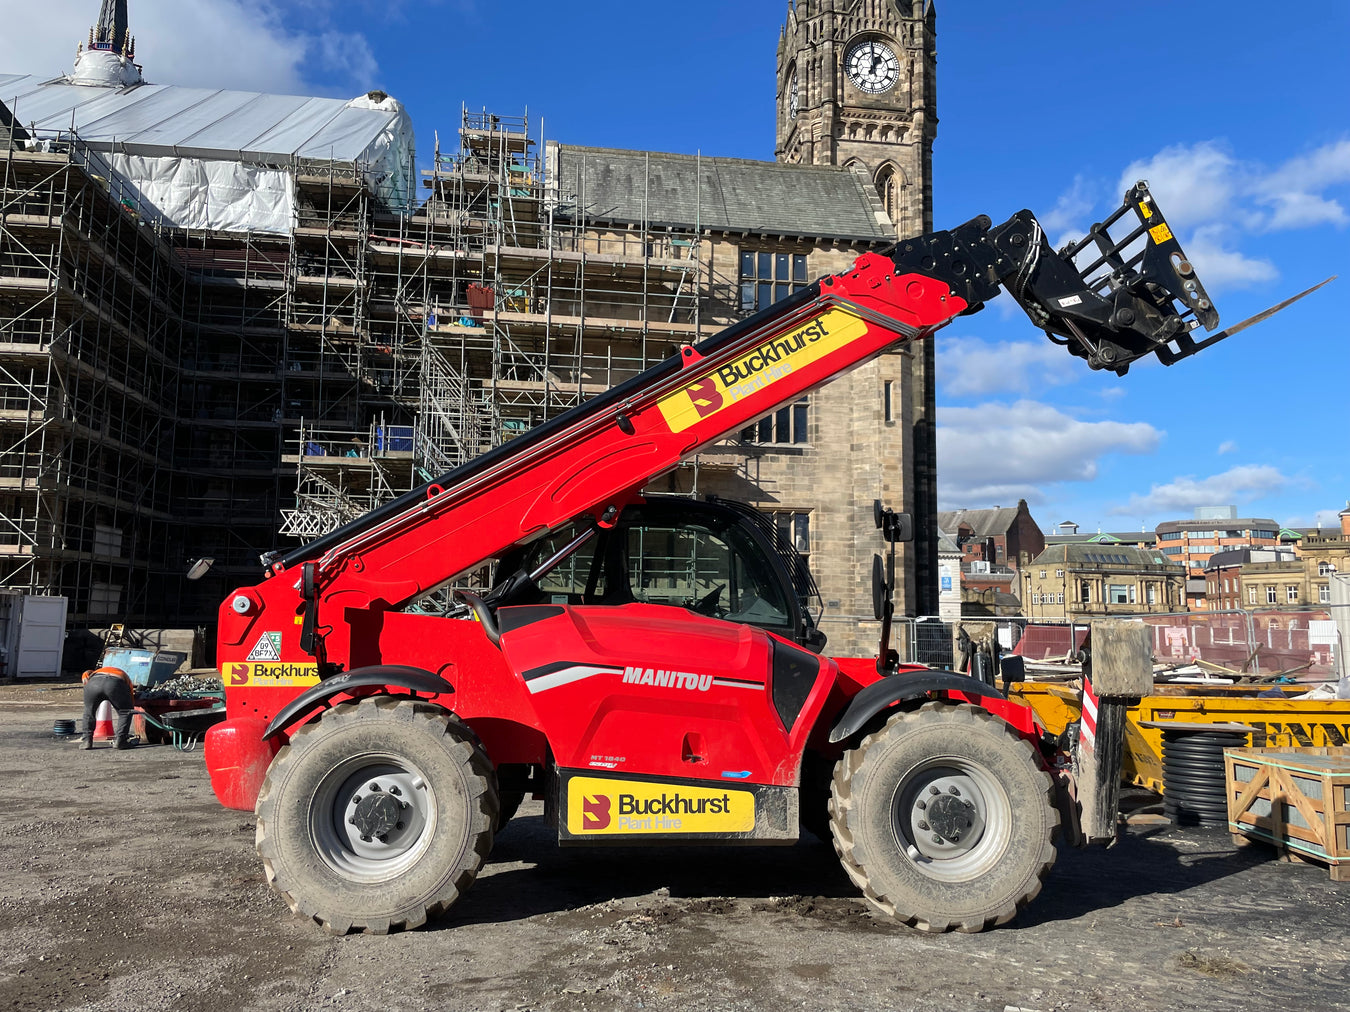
xmin=82 ymin=666 xmax=136 ymax=750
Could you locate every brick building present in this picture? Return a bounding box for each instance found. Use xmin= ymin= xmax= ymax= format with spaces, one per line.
xmin=1156 ymin=507 xmax=1280 ymax=610
xmin=937 ymin=499 xmax=1045 ymax=601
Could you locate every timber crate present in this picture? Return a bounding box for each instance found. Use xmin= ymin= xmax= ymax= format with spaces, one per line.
xmin=1225 ymin=746 xmax=1350 ymax=882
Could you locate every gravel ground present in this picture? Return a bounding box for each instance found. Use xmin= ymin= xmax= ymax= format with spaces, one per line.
xmin=2 ymin=688 xmax=1348 ymax=1012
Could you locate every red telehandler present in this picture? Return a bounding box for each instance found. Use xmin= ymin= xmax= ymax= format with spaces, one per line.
xmin=204 ymin=182 xmax=1321 ymax=934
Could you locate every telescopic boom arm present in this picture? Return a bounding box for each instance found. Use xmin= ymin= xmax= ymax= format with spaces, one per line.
xmin=223 ymin=182 xmax=1315 ymax=674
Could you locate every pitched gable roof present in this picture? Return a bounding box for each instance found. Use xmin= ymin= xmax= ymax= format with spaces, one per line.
xmin=547 ymin=144 xmax=895 ymax=243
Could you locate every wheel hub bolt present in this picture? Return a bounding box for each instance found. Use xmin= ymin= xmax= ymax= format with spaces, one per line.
xmin=917 ymin=820 xmax=929 ymax=831
xmin=931 ymin=834 xmax=944 ymax=844
xmin=928 ymin=786 xmax=940 ymax=796
xmin=351 ymin=796 xmax=362 ymax=806
xmin=916 ymin=800 xmax=927 ymax=810
xmin=948 ymin=786 xmax=961 ymax=796
xmin=395 ymin=822 xmax=404 ymax=831
xmin=389 ymin=786 xmax=401 ymax=796
xmin=368 ymin=782 xmax=381 ymax=792
xmin=360 ymin=834 xmax=372 ymax=843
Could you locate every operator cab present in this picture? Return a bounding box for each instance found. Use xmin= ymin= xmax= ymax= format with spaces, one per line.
xmin=491 ymin=497 xmax=827 ymax=652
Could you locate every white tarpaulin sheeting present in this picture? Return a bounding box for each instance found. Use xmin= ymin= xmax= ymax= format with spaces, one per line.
xmin=0 ymin=74 xmax=415 ymax=233
xmin=108 ymin=154 xmax=293 ymax=233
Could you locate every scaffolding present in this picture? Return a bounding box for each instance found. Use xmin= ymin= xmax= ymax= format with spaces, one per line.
xmin=0 ymin=104 xmax=807 ymax=630
xmin=0 ymin=131 xmax=183 ymax=623
xmin=281 ymin=107 xmax=711 ymax=536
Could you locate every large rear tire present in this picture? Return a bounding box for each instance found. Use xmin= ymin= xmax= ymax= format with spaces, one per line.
xmin=830 ymin=701 xmax=1058 ymax=933
xmin=255 ymin=697 xmax=497 ymax=934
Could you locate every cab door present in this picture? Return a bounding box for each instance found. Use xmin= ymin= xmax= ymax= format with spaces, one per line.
xmin=494 ymin=506 xmax=826 ymax=787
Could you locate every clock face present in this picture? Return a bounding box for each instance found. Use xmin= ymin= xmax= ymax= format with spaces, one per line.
xmin=788 ymin=69 xmax=799 ymax=120
xmin=845 ymin=39 xmax=899 ymax=95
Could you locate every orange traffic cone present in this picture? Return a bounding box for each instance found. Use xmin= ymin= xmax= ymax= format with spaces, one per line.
xmin=92 ymin=701 xmax=116 ymax=741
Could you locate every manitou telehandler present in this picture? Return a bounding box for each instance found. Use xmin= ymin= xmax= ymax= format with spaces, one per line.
xmin=204 ymin=183 xmax=1322 ymax=935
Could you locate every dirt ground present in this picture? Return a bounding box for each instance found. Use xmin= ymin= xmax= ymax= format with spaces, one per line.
xmin=2 ymin=685 xmax=1348 ymax=1012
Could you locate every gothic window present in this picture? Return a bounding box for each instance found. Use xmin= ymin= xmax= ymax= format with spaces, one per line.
xmin=875 ymin=164 xmax=900 ymax=225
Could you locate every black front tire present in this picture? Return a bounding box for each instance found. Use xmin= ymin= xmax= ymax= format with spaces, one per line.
xmin=830 ymin=701 xmax=1059 ymax=932
xmin=255 ymin=697 xmax=498 ymax=934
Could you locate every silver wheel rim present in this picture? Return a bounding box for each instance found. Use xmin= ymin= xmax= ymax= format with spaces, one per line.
xmin=309 ymin=754 xmax=436 ymax=882
xmin=889 ymin=755 xmax=1010 ymax=881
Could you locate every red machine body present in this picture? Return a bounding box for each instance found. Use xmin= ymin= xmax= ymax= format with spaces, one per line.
xmin=203 ymin=184 xmax=1274 ymax=934
xmin=209 ymin=255 xmax=965 ymax=810
xmin=217 ymin=258 xmax=951 ymax=652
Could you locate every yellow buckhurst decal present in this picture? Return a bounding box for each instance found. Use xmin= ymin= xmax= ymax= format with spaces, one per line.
xmin=225 ymin=661 xmax=321 ymax=688
xmin=567 ymin=777 xmax=755 ymax=835
xmin=657 ymin=308 xmax=868 ymax=433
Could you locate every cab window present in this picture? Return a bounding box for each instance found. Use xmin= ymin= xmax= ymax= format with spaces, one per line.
xmin=624 ymin=523 xmax=789 ymax=626
xmin=518 ymin=523 xmax=606 ymax=604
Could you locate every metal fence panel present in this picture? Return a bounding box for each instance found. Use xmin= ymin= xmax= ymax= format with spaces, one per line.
xmin=888 ymin=606 xmax=1346 ymax=684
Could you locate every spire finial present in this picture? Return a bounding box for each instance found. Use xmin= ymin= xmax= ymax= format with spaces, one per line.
xmin=91 ymin=0 xmax=130 ymax=53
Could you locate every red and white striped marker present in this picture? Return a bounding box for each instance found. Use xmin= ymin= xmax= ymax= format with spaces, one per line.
xmin=1080 ymin=677 xmax=1099 ymax=754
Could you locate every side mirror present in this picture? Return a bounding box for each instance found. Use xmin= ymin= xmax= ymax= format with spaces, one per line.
xmin=871 ymin=554 xmax=885 ymax=621
xmin=873 ymin=500 xmax=913 ymax=544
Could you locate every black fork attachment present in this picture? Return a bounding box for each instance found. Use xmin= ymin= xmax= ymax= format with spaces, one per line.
xmin=883 ymin=180 xmax=1331 ymax=374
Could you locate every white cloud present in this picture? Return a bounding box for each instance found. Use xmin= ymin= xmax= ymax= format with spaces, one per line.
xmin=1120 ymin=142 xmax=1243 ymax=233
xmin=937 ymin=336 xmax=1085 ymax=398
xmin=937 ymin=400 xmax=1159 ymax=506
xmin=312 ymin=30 xmax=379 ymax=91
xmin=0 ymin=0 xmax=380 ymax=95
xmin=1032 ymin=137 xmax=1348 ymax=297
xmin=1260 ymin=138 xmax=1350 ymax=230
xmin=1038 ymin=173 xmax=1097 ymax=247
xmin=1217 ymin=440 xmax=1237 ymax=455
xmin=1110 ymin=464 xmax=1289 ymax=517
xmin=1179 ymin=223 xmax=1278 ymax=288
xmin=1263 ymin=191 xmax=1347 ymax=231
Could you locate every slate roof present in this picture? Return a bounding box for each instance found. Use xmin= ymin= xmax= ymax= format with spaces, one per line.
xmin=547 ymin=144 xmax=895 ymax=242
xmin=937 ymin=506 xmax=1020 ymax=539
xmin=1206 ymin=547 xmax=1298 ymax=570
xmin=1030 ymin=543 xmax=1182 ymax=570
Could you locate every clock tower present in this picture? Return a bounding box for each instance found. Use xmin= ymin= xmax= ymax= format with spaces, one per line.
xmin=776 ymin=0 xmax=941 ymax=618
xmin=776 ymin=0 xmax=936 ymax=236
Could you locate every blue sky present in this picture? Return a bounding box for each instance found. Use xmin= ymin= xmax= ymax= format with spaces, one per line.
xmin=4 ymin=0 xmax=1347 ymax=533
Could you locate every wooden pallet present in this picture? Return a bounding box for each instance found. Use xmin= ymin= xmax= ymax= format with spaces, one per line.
xmin=1225 ymin=746 xmax=1350 ymax=881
